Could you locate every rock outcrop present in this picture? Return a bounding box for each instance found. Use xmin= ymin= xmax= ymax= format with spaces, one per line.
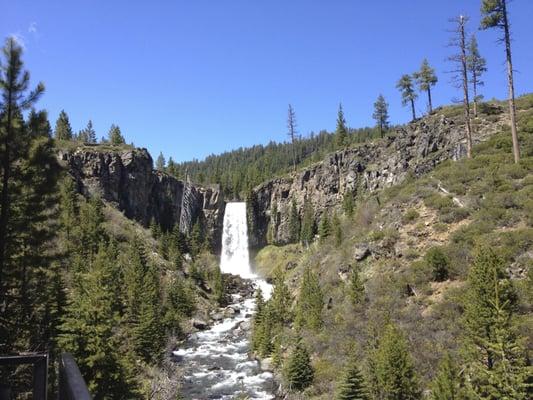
xmin=248 ymin=113 xmax=500 ymax=248
xmin=58 ymin=146 xmax=225 ymax=250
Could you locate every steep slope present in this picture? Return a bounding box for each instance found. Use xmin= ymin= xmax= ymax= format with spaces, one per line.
xmin=248 ymin=102 xmax=508 ymax=248
xmin=252 ymin=95 xmax=533 ymax=398
xmin=57 ymin=146 xmax=225 ymax=250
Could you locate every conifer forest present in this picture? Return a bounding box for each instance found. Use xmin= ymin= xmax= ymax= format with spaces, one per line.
xmin=0 ymin=1 xmax=531 ymax=399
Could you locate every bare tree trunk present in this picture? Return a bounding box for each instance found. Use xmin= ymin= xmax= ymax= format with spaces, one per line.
xmin=459 ymin=16 xmax=473 ymax=158
xmin=427 ymin=87 xmax=433 ymax=113
xmin=502 ymin=0 xmax=520 ymax=163
xmin=472 ymin=71 xmax=478 ymax=118
xmin=410 ymin=99 xmax=416 ymax=121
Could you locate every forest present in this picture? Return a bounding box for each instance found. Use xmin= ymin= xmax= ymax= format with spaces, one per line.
xmin=0 ymin=0 xmax=531 ymax=399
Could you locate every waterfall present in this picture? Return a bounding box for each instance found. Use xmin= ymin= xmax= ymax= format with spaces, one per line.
xmin=221 ymin=202 xmax=272 ymax=297
xmin=220 ymin=202 xmax=253 ymax=278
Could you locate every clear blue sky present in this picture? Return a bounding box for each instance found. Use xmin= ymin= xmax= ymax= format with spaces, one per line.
xmin=2 ymin=0 xmax=532 ymax=162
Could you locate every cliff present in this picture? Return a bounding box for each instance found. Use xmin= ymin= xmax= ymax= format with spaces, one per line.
xmin=58 ymin=146 xmax=225 ymax=250
xmin=248 ymin=111 xmax=506 ymax=248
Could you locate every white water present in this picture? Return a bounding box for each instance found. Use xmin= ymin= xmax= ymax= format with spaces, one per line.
xmin=174 ymin=202 xmax=274 ymax=399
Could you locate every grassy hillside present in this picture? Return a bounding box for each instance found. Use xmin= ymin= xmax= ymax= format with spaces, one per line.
xmin=253 ymin=95 xmax=533 ymax=398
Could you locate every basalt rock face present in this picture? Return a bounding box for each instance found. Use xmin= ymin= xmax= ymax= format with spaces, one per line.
xmin=58 ymin=147 xmax=225 ymax=250
xmin=248 ymin=113 xmax=498 ymax=248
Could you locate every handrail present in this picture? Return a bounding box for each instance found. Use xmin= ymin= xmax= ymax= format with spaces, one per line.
xmin=58 ymin=353 xmax=92 ymax=400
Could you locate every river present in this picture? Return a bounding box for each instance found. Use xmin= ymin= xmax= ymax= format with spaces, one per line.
xmin=173 ymin=202 xmax=275 ymax=399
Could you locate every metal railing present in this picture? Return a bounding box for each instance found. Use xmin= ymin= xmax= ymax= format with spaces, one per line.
xmin=0 ymin=352 xmax=91 ymax=400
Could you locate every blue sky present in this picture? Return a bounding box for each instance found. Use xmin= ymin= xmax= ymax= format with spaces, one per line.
xmin=2 ymin=0 xmax=532 ymax=163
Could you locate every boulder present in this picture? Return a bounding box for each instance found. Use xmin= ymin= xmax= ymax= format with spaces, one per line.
xmin=260 ymin=357 xmax=274 ymax=372
xmin=354 ymin=244 xmax=371 ymax=261
xmin=192 ymin=319 xmax=209 ymax=330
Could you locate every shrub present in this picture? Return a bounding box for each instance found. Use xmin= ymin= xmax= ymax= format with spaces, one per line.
xmin=402 ymin=209 xmax=419 ymax=223
xmin=425 ymin=247 xmax=450 ymax=282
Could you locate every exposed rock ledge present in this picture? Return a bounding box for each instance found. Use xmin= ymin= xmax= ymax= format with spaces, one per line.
xmin=58 ymin=146 xmax=225 ymax=250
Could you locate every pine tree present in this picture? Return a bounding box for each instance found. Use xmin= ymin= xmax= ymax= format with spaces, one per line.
xmin=270 ymin=267 xmax=292 ymax=324
xmin=284 ymin=337 xmax=314 ymax=392
xmin=396 ymin=74 xmax=418 ymax=121
xmin=27 ymin=109 xmax=52 ymax=137
xmin=480 ymin=0 xmax=520 ymax=163
xmin=295 ymin=266 xmax=323 ymax=330
xmin=108 ymin=124 xmax=125 ymax=145
xmin=335 ymin=103 xmax=349 ymax=148
xmin=336 ymin=353 xmax=370 ymax=400
xmin=375 ymin=323 xmax=421 ymax=400
xmin=467 ymin=35 xmax=487 ymax=118
xmin=318 ymin=213 xmax=331 ymax=242
xmin=54 ymin=110 xmax=73 ymax=140
xmin=288 ymin=199 xmax=300 ymax=243
xmin=272 ymin=335 xmax=283 ymax=368
xmin=350 ymin=267 xmax=365 ymax=306
xmin=212 ymin=264 xmax=225 ymax=306
xmin=343 ymin=191 xmax=355 ymax=217
xmin=58 ymin=176 xmax=78 ymax=251
xmin=430 ymin=353 xmax=461 ymax=400
xmin=131 ymin=262 xmax=165 ymax=364
xmin=59 ymin=245 xmax=137 ymax=399
xmin=414 ymin=59 xmax=438 ymax=113
xmin=190 ymin=220 xmax=203 ymax=256
xmin=80 ymin=120 xmax=96 ymax=143
xmin=73 ymin=196 xmax=107 ymax=261
xmin=425 ymin=247 xmax=449 ymax=282
xmin=462 ymin=247 xmax=529 ymax=399
xmin=372 ymin=94 xmax=390 ymax=138
xmin=300 ymin=197 xmax=315 ymax=246
xmin=156 ymin=152 xmax=166 ymax=171
xmin=333 ymin=213 xmax=342 ymax=247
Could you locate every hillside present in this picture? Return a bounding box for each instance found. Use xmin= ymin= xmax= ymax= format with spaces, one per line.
xmin=250 ymin=95 xmax=533 ymax=398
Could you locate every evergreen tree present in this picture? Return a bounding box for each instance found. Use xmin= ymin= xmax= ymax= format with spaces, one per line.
xmin=190 ymin=220 xmax=203 ymax=256
xmin=430 ymin=353 xmax=461 ymax=400
xmin=27 ymin=109 xmax=52 ymax=137
xmin=58 ymin=176 xmax=78 ymax=250
xmin=270 ymin=268 xmax=292 ymax=324
xmin=212 ymin=264 xmax=225 ymax=306
xmin=335 ymin=103 xmax=349 ymax=148
xmin=462 ymin=247 xmax=529 ymax=399
xmin=333 ymin=213 xmax=342 ymax=247
xmin=336 ymin=353 xmax=370 ymax=400
xmin=59 ymin=245 xmax=137 ymax=399
xmin=0 ymin=38 xmax=63 ymax=356
xmin=413 ymin=59 xmax=438 ymax=113
xmin=350 ymin=267 xmax=365 ymax=306
xmin=54 ymin=110 xmax=73 ymax=140
xmin=166 ymin=278 xmax=195 ymax=322
xmin=73 ymin=196 xmax=107 ymax=261
xmin=272 ymin=335 xmax=283 ymax=368
xmin=284 ymin=337 xmax=314 ymax=392
xmin=425 ymin=247 xmax=449 ymax=282
xmin=295 ymin=266 xmax=323 ymax=330
xmin=300 ymin=197 xmax=315 ymax=246
xmin=131 ymin=262 xmax=165 ymax=364
xmin=480 ymin=0 xmax=520 ymax=163
xmin=156 ymin=152 xmax=166 ymax=171
xmin=372 ymin=94 xmax=390 ymax=138
xmin=375 ymin=323 xmax=421 ymax=400
xmin=467 ymin=35 xmax=487 ymax=118
xmin=288 ymin=199 xmax=300 ymax=243
xmin=79 ymin=120 xmax=96 ymax=143
xmin=108 ymin=124 xmax=125 ymax=145
xmin=396 ymin=74 xmax=418 ymax=121
xmin=318 ymin=213 xmax=331 ymax=242
xmin=343 ymin=190 xmax=355 ymax=217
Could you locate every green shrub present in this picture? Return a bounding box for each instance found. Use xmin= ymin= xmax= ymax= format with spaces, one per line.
xmin=439 ymin=207 xmax=470 ymax=224
xmin=402 ymin=209 xmax=420 ymax=223
xmin=425 ymin=247 xmax=450 ymax=282
xmin=424 ymin=193 xmax=454 ymax=210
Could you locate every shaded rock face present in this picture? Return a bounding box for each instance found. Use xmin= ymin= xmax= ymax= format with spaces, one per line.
xmin=248 ymin=114 xmax=496 ymax=248
xmin=58 ymin=147 xmax=225 ymax=250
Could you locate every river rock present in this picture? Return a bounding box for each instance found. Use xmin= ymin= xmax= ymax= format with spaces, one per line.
xmin=211 ymin=313 xmax=224 ymax=322
xmin=260 ymin=357 xmax=274 ymax=372
xmin=354 ymin=244 xmax=371 ymax=261
xmin=192 ymin=319 xmax=209 ymax=330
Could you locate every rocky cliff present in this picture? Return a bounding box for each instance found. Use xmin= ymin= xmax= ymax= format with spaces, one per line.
xmin=58 ymin=146 xmax=225 ymax=250
xmin=248 ymin=112 xmax=505 ymax=248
